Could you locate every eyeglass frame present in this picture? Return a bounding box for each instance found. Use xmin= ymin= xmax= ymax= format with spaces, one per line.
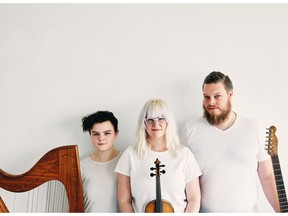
xmin=144 ymin=117 xmax=167 ymax=125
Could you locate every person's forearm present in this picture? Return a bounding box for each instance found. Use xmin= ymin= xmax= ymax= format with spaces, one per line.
xmin=261 ymin=175 xmax=280 ymax=212
xmin=119 ymin=202 xmax=135 ymax=213
xmin=185 ymin=199 xmax=200 ymax=213
xmin=258 ymin=160 xmax=280 ymax=212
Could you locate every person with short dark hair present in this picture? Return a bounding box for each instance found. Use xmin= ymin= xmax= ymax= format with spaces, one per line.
xmin=80 ymin=111 xmax=121 ymax=212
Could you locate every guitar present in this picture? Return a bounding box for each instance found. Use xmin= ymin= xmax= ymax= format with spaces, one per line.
xmin=266 ymin=125 xmax=288 ymax=212
xmin=144 ymin=158 xmax=174 ymax=213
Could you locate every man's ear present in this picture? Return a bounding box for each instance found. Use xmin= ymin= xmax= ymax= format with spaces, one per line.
xmin=229 ymin=90 xmax=234 ymax=98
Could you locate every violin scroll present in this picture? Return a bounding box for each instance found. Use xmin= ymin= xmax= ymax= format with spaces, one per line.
xmin=150 ymin=158 xmax=165 ymax=177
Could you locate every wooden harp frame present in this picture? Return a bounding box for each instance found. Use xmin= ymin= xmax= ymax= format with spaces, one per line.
xmin=0 ymin=145 xmax=84 ymax=212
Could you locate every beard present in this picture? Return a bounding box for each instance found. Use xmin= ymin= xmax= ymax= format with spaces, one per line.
xmin=203 ymin=99 xmax=232 ymax=126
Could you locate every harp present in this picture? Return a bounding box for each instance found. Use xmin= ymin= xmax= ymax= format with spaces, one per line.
xmin=0 ymin=145 xmax=84 ymax=212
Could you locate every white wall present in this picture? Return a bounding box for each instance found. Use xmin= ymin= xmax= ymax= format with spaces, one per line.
xmin=0 ymin=3 xmax=288 ymax=212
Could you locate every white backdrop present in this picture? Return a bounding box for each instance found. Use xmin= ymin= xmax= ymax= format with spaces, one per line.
xmin=0 ymin=3 xmax=288 ymax=212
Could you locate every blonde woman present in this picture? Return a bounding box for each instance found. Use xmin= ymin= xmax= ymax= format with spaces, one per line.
xmin=115 ymin=99 xmax=201 ymax=213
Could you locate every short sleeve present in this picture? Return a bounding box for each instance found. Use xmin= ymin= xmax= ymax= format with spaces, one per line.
xmin=114 ymin=146 xmax=132 ymax=176
xmin=183 ymin=147 xmax=202 ymax=183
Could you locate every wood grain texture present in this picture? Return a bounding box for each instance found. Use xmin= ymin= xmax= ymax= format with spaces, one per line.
xmin=0 ymin=145 xmax=84 ymax=212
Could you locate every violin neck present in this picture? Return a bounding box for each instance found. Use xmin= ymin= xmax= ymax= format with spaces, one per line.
xmin=155 ymin=175 xmax=163 ymax=212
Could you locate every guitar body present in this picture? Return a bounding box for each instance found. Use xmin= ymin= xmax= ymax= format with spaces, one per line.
xmin=266 ymin=126 xmax=288 ymax=212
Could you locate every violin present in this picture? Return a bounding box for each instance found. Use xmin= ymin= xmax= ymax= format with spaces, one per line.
xmin=145 ymin=158 xmax=174 ymax=213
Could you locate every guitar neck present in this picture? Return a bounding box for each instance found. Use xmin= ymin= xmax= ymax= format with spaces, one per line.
xmin=271 ymin=155 xmax=288 ymax=212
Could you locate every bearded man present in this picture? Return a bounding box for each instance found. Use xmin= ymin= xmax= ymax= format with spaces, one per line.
xmin=181 ymin=71 xmax=279 ymax=213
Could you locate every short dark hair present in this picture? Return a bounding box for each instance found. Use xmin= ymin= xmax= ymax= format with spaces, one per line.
xmin=202 ymin=71 xmax=233 ymax=92
xmin=81 ymin=111 xmax=118 ymax=134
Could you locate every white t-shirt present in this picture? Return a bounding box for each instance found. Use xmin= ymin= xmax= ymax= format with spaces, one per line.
xmin=115 ymin=145 xmax=202 ymax=213
xmin=181 ymin=115 xmax=270 ymax=212
xmin=80 ymin=153 xmax=121 ymax=212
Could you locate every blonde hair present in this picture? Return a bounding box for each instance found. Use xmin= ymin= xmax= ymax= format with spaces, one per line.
xmin=135 ymin=98 xmax=182 ymax=158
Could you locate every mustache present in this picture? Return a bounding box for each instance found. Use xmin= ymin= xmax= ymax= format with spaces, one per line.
xmin=203 ymin=101 xmax=232 ymax=125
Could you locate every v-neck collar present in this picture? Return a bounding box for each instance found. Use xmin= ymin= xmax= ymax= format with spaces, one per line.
xmin=207 ymin=113 xmax=238 ymax=134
